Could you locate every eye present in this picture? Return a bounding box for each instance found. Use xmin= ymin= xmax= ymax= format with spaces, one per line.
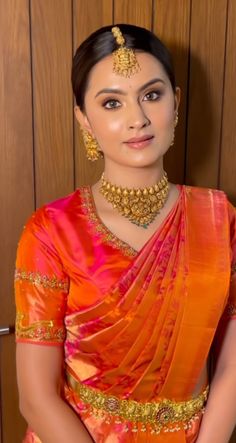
xmin=143 ymin=90 xmax=162 ymax=101
xmin=102 ymin=99 xmax=121 ymax=109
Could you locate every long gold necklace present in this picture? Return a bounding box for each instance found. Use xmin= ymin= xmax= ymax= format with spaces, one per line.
xmin=100 ymin=171 xmax=169 ymax=229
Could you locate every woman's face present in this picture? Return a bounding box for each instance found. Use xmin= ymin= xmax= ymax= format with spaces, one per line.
xmin=75 ymin=52 xmax=180 ymax=169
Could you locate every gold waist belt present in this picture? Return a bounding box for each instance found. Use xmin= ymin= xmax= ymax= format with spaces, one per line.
xmin=66 ymin=371 xmax=209 ymax=434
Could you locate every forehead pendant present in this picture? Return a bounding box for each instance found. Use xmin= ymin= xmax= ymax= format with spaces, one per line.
xmin=111 ymin=26 xmax=141 ymax=77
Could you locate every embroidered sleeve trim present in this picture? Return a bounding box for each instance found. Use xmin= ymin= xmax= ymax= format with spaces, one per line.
xmin=15 ymin=312 xmax=66 ymax=342
xmin=15 ymin=269 xmax=69 ymax=292
xmin=80 ymin=187 xmax=137 ymax=258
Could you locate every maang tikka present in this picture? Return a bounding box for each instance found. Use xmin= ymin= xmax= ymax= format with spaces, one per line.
xmin=111 ymin=26 xmax=140 ymax=77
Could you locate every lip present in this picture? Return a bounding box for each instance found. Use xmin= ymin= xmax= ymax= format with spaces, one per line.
xmin=125 ymin=135 xmax=154 ymax=143
xmin=124 ymin=135 xmax=154 ymax=149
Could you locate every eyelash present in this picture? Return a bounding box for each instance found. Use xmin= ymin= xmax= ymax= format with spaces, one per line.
xmin=102 ymin=89 xmax=163 ymax=109
xmin=143 ymin=90 xmax=162 ymax=101
xmin=102 ymin=99 xmax=121 ymax=109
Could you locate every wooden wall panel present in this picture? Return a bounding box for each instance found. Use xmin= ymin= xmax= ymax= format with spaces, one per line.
xmin=74 ymin=0 xmax=113 ymax=187
xmin=153 ymin=0 xmax=191 ymax=184
xmin=186 ymin=0 xmax=228 ymax=188
xmin=114 ymin=0 xmax=152 ymax=28
xmin=220 ymin=0 xmax=236 ymax=205
xmin=0 ymin=0 xmax=33 ymax=441
xmin=31 ymin=0 xmax=74 ymax=207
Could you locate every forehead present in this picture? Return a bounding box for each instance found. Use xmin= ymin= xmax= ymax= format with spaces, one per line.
xmin=86 ymin=52 xmax=170 ymax=93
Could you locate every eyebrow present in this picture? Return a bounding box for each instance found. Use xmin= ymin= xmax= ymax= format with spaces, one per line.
xmin=94 ymin=78 xmax=166 ymax=98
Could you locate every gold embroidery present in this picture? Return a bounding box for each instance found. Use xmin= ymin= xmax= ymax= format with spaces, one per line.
xmin=226 ymin=303 xmax=236 ymax=317
xmin=67 ymin=371 xmax=208 ymax=434
xmin=80 ymin=187 xmax=136 ymax=257
xmin=15 ymin=269 xmax=69 ymax=292
xmin=16 ymin=312 xmax=65 ymax=342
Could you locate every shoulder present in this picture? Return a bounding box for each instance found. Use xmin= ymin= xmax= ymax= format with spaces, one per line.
xmin=183 ymin=184 xmax=227 ymax=200
xmin=183 ymin=184 xmax=229 ymax=209
xmin=18 ymin=188 xmax=90 ymax=253
xmin=24 ymin=187 xmax=88 ymax=232
xmin=183 ymin=184 xmax=235 ymax=229
xmin=184 ymin=184 xmax=235 ymax=209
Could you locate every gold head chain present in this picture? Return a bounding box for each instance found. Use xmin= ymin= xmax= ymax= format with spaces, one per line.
xmin=111 ymin=26 xmax=141 ymax=77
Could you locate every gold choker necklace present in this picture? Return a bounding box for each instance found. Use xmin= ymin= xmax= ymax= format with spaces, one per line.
xmin=100 ymin=172 xmax=169 ymax=229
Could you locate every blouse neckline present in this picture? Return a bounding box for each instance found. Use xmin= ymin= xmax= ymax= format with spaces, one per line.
xmin=80 ymin=184 xmax=183 ymax=259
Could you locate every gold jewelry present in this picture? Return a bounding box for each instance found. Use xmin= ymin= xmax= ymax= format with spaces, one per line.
xmin=67 ymin=371 xmax=209 ymax=435
xmin=100 ymin=171 xmax=169 ymax=229
xmin=170 ymin=111 xmax=179 ymax=146
xmin=81 ymin=129 xmax=102 ymax=161
xmin=174 ymin=111 xmax=179 ymax=127
xmin=111 ymin=26 xmax=141 ymax=77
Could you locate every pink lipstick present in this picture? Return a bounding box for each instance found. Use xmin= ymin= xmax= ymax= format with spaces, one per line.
xmin=124 ymin=135 xmax=154 ymax=149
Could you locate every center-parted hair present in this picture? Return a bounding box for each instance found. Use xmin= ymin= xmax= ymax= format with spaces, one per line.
xmin=72 ymin=24 xmax=176 ymax=111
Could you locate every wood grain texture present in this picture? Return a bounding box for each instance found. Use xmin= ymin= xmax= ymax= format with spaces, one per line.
xmin=73 ymin=0 xmax=112 ymax=187
xmin=153 ymin=0 xmax=191 ymax=184
xmin=1 ymin=336 xmax=26 ymax=443
xmin=186 ymin=0 xmax=228 ymax=188
xmin=31 ymin=0 xmax=74 ymax=206
xmin=219 ymin=0 xmax=236 ymax=205
xmin=0 ymin=0 xmax=32 ymax=439
xmin=114 ymin=0 xmax=152 ymax=28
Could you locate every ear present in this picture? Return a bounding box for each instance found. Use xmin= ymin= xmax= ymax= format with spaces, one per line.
xmin=174 ymin=87 xmax=181 ymax=112
xmin=74 ymin=106 xmax=94 ymax=135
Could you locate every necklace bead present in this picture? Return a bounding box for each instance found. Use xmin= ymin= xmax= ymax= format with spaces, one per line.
xmin=100 ymin=172 xmax=169 ymax=228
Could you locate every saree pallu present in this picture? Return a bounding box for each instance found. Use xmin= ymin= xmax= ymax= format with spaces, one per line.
xmin=15 ymin=185 xmax=236 ymax=442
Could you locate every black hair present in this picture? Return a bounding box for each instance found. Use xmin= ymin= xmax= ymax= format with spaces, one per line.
xmin=72 ymin=24 xmax=176 ymax=112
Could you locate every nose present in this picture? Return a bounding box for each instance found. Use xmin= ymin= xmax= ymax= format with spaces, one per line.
xmin=127 ymin=102 xmax=150 ymax=130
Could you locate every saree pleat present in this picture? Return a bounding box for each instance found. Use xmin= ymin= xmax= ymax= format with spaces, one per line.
xmin=66 ymin=199 xmax=186 ymax=398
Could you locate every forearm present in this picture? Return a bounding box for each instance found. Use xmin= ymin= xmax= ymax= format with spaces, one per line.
xmin=196 ymin=367 xmax=236 ymax=443
xmin=21 ymin=394 xmax=94 ymax=443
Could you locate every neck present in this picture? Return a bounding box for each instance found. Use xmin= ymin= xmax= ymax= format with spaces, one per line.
xmin=102 ymin=160 xmax=166 ymax=189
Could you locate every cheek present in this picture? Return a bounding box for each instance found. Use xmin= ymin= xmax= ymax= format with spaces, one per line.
xmin=153 ymin=106 xmax=174 ymax=129
xmin=152 ymin=95 xmax=175 ymax=127
xmin=107 ymin=116 xmax=123 ymax=132
xmin=94 ymin=112 xmax=123 ymax=136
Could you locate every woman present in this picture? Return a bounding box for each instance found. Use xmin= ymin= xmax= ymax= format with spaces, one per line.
xmin=15 ymin=24 xmax=236 ymax=442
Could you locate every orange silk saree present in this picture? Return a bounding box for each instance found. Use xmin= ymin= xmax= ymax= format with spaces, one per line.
xmin=15 ymin=185 xmax=236 ymax=442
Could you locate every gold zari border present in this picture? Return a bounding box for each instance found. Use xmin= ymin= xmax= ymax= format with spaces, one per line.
xmin=80 ymin=187 xmax=136 ymax=258
xmin=16 ymin=313 xmax=65 ymax=342
xmin=15 ymin=269 xmax=69 ymax=292
xmin=67 ymin=371 xmax=209 ymax=434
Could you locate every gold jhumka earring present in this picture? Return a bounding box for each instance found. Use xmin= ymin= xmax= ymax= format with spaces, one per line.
xmin=111 ymin=26 xmax=141 ymax=77
xmin=170 ymin=111 xmax=179 ymax=146
xmin=81 ymin=129 xmax=103 ymax=162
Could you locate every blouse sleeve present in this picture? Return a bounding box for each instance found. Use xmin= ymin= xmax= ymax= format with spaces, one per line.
xmin=15 ymin=207 xmax=69 ymax=346
xmin=224 ymin=202 xmax=236 ymax=320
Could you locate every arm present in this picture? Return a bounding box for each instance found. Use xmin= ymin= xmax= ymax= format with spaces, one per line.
xmin=17 ymin=343 xmax=94 ymax=443
xmin=196 ymin=320 xmax=236 ymax=443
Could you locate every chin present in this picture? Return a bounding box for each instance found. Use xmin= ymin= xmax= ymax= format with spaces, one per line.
xmin=125 ymin=158 xmax=162 ymax=169
xmin=133 ymin=151 xmax=163 ymax=164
